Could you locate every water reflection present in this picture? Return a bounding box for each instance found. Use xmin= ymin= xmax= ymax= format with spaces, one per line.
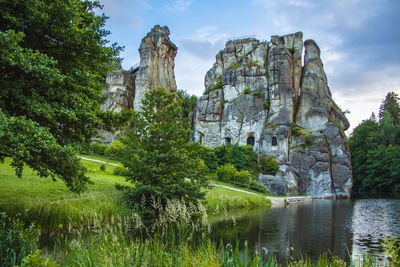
xmin=210 ymin=199 xmax=400 ymax=263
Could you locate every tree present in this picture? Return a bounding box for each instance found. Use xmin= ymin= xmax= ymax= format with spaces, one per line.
xmin=120 ymin=88 xmax=207 ymax=211
xmin=177 ymin=90 xmax=198 ymax=122
xmin=0 ymin=0 xmax=122 ymax=192
xmin=379 ymin=92 xmax=400 ymax=125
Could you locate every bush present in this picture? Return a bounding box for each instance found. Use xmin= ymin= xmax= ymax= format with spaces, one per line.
xmin=216 ymin=164 xmax=237 ymax=182
xmin=17 ymin=249 xmax=59 ymax=267
xmin=90 ymin=142 xmax=107 ymax=155
xmin=112 ymin=166 xmax=127 ymax=176
xmin=99 ymin=164 xmax=106 ymax=172
xmin=243 ymin=87 xmax=251 ymax=94
xmin=104 ymin=140 xmax=124 ymax=159
xmin=0 ymin=219 xmax=40 ymax=267
xmin=259 ymin=155 xmax=279 ymax=175
xmin=252 ymin=90 xmax=262 ymax=97
xmin=250 ymin=180 xmax=269 ymax=193
xmin=234 ymin=170 xmax=251 ymax=184
xmin=214 ymin=144 xmax=260 ymax=175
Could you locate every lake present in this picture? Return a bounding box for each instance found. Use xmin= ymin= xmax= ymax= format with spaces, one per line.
xmin=209 ymin=199 xmax=400 ymax=263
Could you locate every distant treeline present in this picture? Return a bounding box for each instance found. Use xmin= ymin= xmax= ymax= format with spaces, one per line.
xmin=349 ymin=92 xmax=400 ymax=195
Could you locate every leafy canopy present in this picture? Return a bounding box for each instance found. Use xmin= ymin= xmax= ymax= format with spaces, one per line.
xmin=349 ymin=92 xmax=400 ymax=195
xmin=0 ymin=0 xmax=123 ymax=192
xmin=120 ymin=88 xmax=207 ymax=210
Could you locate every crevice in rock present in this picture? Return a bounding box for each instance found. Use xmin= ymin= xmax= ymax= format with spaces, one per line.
xmin=323 ymin=133 xmax=338 ymax=198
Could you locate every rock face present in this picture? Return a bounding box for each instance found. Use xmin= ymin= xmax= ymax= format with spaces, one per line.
xmin=100 ymin=25 xmax=177 ymax=142
xmin=192 ymin=33 xmax=352 ymax=198
xmin=134 ymin=25 xmax=177 ymax=111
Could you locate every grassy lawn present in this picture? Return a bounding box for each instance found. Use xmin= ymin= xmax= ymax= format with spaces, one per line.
xmin=0 ymin=156 xmax=271 ymax=232
xmin=0 ymin=157 xmax=131 ymax=232
xmin=204 ymin=186 xmax=271 ymax=212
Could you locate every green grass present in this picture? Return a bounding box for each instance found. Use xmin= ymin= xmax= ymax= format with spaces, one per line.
xmin=204 ymin=187 xmax=271 ymax=211
xmin=208 ymin=179 xmax=271 ymax=197
xmin=0 ymin=157 xmax=131 ymax=233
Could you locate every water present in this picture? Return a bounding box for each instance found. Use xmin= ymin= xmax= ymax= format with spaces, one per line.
xmin=209 ymin=199 xmax=400 ymax=263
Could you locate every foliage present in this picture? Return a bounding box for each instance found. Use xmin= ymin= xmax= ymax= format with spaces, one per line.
xmin=234 ymin=170 xmax=251 ymax=184
xmin=90 ymin=142 xmax=107 ymax=156
xmin=349 ymin=93 xmax=400 ymax=194
xmin=177 ymin=90 xmax=198 ymax=121
xmin=226 ymin=61 xmax=243 ymax=71
xmin=264 ymin=101 xmax=271 ymax=110
xmin=120 ymin=88 xmax=207 ymax=212
xmin=259 ymin=155 xmax=280 ymax=175
xmin=304 ymin=135 xmax=313 ymax=147
xmin=16 ymin=249 xmax=59 ymax=267
xmin=0 ymin=218 xmax=40 ymax=267
xmin=214 ymin=144 xmax=260 ymax=175
xmin=250 ymin=180 xmax=269 ymax=193
xmin=204 ymin=80 xmax=223 ymax=95
xmin=252 ymin=89 xmax=262 ymax=97
xmin=379 ymin=91 xmax=400 ymax=125
xmin=382 ymin=235 xmax=400 ymax=265
xmin=216 ymin=164 xmax=237 ymax=182
xmin=243 ymin=87 xmax=251 ymax=94
xmin=99 ymin=164 xmax=106 ymax=172
xmin=0 ymin=0 xmax=124 ymax=192
xmin=104 ymin=140 xmax=125 ymax=159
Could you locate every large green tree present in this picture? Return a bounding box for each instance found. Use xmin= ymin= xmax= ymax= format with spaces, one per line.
xmin=379 ymin=92 xmax=400 ymax=125
xmin=120 ymin=88 xmax=207 ymax=211
xmin=0 ymin=0 xmax=122 ymax=192
xmin=349 ymin=93 xmax=400 ymax=194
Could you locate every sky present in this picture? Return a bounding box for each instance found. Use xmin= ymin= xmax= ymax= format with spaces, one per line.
xmin=98 ymin=0 xmax=400 ymax=132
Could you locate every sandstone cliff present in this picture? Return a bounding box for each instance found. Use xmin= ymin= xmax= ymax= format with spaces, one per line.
xmin=192 ymin=33 xmax=352 ymax=198
xmin=100 ymin=25 xmax=177 ymax=142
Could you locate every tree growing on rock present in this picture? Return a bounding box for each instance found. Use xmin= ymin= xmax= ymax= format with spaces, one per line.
xmin=0 ymin=0 xmax=123 ymax=192
xmin=120 ymin=88 xmax=207 ymax=213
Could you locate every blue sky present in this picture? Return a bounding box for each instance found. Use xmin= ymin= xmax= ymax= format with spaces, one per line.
xmin=99 ymin=0 xmax=400 ymax=131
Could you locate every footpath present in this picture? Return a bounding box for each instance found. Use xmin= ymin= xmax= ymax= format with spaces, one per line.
xmin=80 ymin=156 xmax=312 ymax=207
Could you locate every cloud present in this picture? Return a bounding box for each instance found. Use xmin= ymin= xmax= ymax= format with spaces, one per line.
xmin=174 ymin=26 xmax=229 ymax=95
xmin=165 ymin=0 xmax=193 ymax=13
xmin=252 ymin=0 xmax=400 ymax=128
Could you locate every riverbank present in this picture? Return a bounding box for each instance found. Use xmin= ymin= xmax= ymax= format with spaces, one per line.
xmin=0 ymin=156 xmax=271 ymax=232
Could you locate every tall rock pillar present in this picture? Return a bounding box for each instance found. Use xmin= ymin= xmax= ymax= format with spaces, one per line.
xmin=134 ymin=25 xmax=178 ymax=111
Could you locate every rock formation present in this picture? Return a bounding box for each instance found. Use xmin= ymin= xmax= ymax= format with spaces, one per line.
xmin=134 ymin=25 xmax=177 ymax=111
xmin=100 ymin=25 xmax=177 ymax=142
xmin=192 ymin=33 xmax=352 ymax=198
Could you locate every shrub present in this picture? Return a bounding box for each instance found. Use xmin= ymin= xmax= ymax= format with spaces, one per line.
xmin=17 ymin=249 xmax=59 ymax=267
xmin=104 ymin=140 xmax=124 ymax=159
xmin=243 ymin=87 xmax=251 ymax=94
xmin=304 ymin=135 xmax=313 ymax=146
xmin=112 ymin=166 xmax=127 ymax=176
xmin=99 ymin=164 xmax=106 ymax=172
xmin=204 ymin=80 xmax=223 ymax=95
xmin=0 ymin=219 xmax=40 ymax=267
xmin=234 ymin=170 xmax=251 ymax=184
xmin=252 ymin=90 xmax=262 ymax=97
xmin=214 ymin=145 xmax=260 ymax=175
xmin=90 ymin=142 xmax=107 ymax=155
xmin=259 ymin=155 xmax=279 ymax=175
xmin=216 ymin=164 xmax=237 ymax=182
xmin=250 ymin=180 xmax=269 ymax=193
xmin=263 ymin=101 xmax=270 ymax=110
